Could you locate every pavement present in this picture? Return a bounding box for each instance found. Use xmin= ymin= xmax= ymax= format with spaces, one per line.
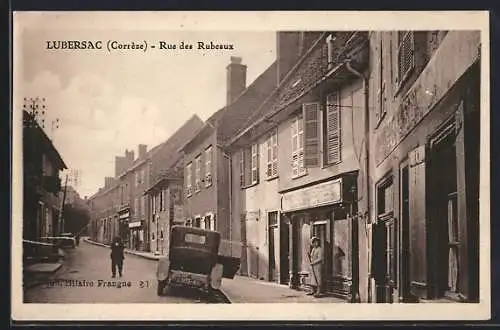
xmin=23 ymin=239 xmax=207 ymax=304
xmin=220 ymin=275 xmax=346 ymax=303
xmin=85 ymin=238 xmax=346 ymax=304
xmin=25 ymin=263 xmax=62 ymax=273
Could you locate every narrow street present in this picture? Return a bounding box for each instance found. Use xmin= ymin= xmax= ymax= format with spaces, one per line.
xmin=24 ymin=240 xmax=209 ymax=303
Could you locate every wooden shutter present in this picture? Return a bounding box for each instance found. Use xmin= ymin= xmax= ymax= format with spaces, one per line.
xmin=397 ymin=31 xmax=415 ymax=84
xmin=291 ymin=117 xmax=299 ymax=177
xmin=244 ymin=148 xmax=252 ymax=186
xmin=326 ymin=93 xmax=341 ymax=164
xmin=272 ymin=131 xmax=278 ymax=177
xmin=266 ymin=136 xmax=273 ymax=178
xmin=408 ymin=145 xmax=427 ymax=298
xmin=303 ymin=103 xmax=321 ymax=167
xmin=239 ymin=150 xmax=245 ymax=187
xmin=251 ymin=144 xmax=259 ymax=184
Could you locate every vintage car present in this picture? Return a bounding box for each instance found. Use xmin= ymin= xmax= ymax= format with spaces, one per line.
xmin=156 ymin=225 xmax=240 ymax=296
xmin=40 ymin=236 xmax=76 ymax=249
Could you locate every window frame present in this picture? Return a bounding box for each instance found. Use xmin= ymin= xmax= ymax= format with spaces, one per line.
xmin=194 ymin=154 xmax=202 ymax=193
xmin=395 ymin=31 xmax=416 ymax=93
xmin=324 ymin=93 xmax=342 ymax=166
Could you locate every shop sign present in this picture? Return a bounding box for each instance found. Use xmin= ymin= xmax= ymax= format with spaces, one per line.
xmin=128 ymin=221 xmax=141 ymax=228
xmin=119 ymin=211 xmax=130 ymax=219
xmin=282 ymin=178 xmax=342 ymax=212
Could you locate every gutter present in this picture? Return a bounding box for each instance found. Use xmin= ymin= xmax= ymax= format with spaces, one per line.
xmin=217 ymin=145 xmax=233 ymax=252
xmin=345 ymin=60 xmax=371 ymax=303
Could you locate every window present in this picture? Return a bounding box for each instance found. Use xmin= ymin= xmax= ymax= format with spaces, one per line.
xmin=134 ymin=197 xmax=139 ymax=216
xmin=205 ymin=146 xmax=213 ymax=187
xmin=141 ymin=169 xmax=146 ymax=186
xmin=194 ymin=155 xmax=202 ymax=193
xmin=291 ymin=114 xmax=307 ymax=178
xmin=186 ymin=163 xmax=192 ymax=197
xmin=135 ymin=172 xmax=140 ymax=186
xmin=266 ymin=130 xmax=278 ymax=179
xmin=240 ymin=143 xmax=259 ymax=187
xmin=396 ymin=31 xmax=415 ymax=87
xmin=376 ymin=36 xmax=387 ymax=126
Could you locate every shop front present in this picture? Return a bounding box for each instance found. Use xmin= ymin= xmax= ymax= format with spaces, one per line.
xmin=280 ymin=173 xmax=358 ymax=300
xmin=117 ymin=207 xmax=130 ymax=246
xmin=128 ymin=220 xmax=144 ymax=251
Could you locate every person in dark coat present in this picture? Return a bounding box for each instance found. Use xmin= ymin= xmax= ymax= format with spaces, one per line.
xmin=110 ymin=236 xmax=125 ymax=278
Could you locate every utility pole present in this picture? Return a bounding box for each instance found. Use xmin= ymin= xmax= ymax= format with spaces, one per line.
xmin=59 ymin=174 xmax=69 ymax=234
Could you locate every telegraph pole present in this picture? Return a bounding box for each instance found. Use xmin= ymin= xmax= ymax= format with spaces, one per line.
xmin=59 ymin=174 xmax=69 ymax=234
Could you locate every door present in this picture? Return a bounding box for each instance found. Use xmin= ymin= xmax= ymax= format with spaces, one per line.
xmin=269 ymin=225 xmax=279 ymax=282
xmin=400 ymin=163 xmax=411 ymax=301
xmin=280 ymin=217 xmax=290 ymax=284
xmin=312 ymin=221 xmax=331 ymax=293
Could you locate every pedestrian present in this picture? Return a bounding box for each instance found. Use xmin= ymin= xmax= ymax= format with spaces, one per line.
xmin=110 ymin=236 xmax=125 ymax=278
xmin=307 ymin=236 xmax=324 ymax=297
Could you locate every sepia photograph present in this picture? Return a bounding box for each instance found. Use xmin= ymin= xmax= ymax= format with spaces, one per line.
xmin=11 ymin=11 xmax=490 ymax=321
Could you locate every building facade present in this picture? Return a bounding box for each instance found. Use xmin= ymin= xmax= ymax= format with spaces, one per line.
xmin=144 ymin=115 xmax=204 ymax=255
xmin=180 ymin=56 xmax=278 ymax=266
xmin=227 ymin=31 xmax=371 ymax=301
xmin=369 ymin=31 xmax=481 ymax=303
xmin=23 ymin=110 xmax=67 ymax=241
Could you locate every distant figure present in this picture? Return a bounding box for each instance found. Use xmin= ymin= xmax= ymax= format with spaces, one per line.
xmin=110 ymin=236 xmax=125 ymax=278
xmin=76 ymin=234 xmax=80 ymax=246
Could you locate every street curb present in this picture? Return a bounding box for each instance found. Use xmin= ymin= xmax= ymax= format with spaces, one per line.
xmin=84 ymin=238 xmax=232 ymax=302
xmin=84 ymin=238 xmax=160 ymax=261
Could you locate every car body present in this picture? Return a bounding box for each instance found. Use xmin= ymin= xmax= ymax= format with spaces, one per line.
xmin=40 ymin=236 xmax=76 ymax=249
xmin=156 ymin=225 xmax=229 ymax=296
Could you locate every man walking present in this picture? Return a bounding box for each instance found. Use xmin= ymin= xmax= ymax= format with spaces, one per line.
xmin=110 ymin=236 xmax=125 ymax=278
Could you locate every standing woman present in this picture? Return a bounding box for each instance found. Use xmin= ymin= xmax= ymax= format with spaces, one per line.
xmin=307 ymin=236 xmax=324 ymax=297
xmin=110 ymin=236 xmax=125 ymax=278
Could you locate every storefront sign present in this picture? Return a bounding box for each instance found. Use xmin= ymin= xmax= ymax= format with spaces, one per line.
xmin=282 ymin=179 xmax=342 ymax=212
xmin=128 ymin=221 xmax=141 ymax=228
xmin=119 ymin=211 xmax=130 ymax=219
xmin=375 ymin=31 xmax=480 ymax=165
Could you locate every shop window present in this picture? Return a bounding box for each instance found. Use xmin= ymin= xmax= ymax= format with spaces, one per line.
xmin=332 ymin=218 xmax=351 ymax=277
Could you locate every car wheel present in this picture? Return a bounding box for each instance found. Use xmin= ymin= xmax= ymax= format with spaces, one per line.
xmin=157 ymin=280 xmax=165 ymax=296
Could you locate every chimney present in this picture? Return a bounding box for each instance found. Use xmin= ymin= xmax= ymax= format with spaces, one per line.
xmin=276 ymin=32 xmax=301 ymax=84
xmin=115 ymin=156 xmax=125 ymax=177
xmin=125 ymin=149 xmax=135 ymax=166
xmin=226 ymin=56 xmax=247 ymax=105
xmin=138 ymin=144 xmax=148 ymax=159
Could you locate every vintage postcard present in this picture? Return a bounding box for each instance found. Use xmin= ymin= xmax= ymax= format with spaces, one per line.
xmin=11 ymin=11 xmax=490 ymax=321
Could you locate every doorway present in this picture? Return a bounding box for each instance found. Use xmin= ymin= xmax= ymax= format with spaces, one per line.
xmin=268 ymin=211 xmax=279 ymax=282
xmin=280 ymin=217 xmax=290 ymax=284
xmin=430 ymin=124 xmax=458 ymax=299
xmin=400 ymin=162 xmax=411 ymax=301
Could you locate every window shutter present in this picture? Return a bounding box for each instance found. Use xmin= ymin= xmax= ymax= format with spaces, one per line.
xmin=251 ymin=144 xmax=259 ymax=184
xmin=272 ymin=131 xmax=278 ymax=177
xmin=239 ymin=150 xmax=245 ymax=187
xmin=291 ymin=117 xmax=299 ymax=177
xmin=303 ymin=103 xmax=321 ymax=167
xmin=245 ymin=148 xmax=252 ymax=186
xmin=408 ymin=145 xmax=427 ymax=298
xmin=397 ymin=31 xmax=415 ymax=84
xmin=266 ymin=136 xmax=273 ymax=178
xmin=326 ymin=93 xmax=341 ymax=164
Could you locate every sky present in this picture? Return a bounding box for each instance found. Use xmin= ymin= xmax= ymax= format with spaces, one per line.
xmin=16 ymin=13 xmax=277 ymax=198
